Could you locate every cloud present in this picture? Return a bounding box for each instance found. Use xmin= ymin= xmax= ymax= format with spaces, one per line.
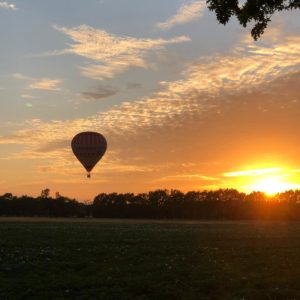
xmin=53 ymin=25 xmax=190 ymax=79
xmin=0 ymin=1 xmax=17 ymax=10
xmin=166 ymin=35 xmax=300 ymax=96
xmin=12 ymin=73 xmax=31 ymax=80
xmin=1 ymin=34 xmax=300 ymax=186
xmin=12 ymin=73 xmax=62 ymax=91
xmin=3 ymin=35 xmax=300 ymax=143
xmin=156 ymin=1 xmax=206 ymax=30
xmin=29 ymin=78 xmax=62 ymax=91
xmin=37 ymin=139 xmax=70 ymax=153
xmin=158 ymin=174 xmax=219 ymax=181
xmin=223 ymin=168 xmax=300 ymax=179
xmin=224 ymin=168 xmax=282 ymax=177
xmin=2 ymin=35 xmax=300 ymax=147
xmin=81 ymin=85 xmax=118 ymax=101
xmin=21 ymin=94 xmax=36 ymax=99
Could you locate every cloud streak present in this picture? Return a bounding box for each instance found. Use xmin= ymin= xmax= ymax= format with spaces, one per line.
xmin=29 ymin=78 xmax=62 ymax=91
xmin=224 ymin=168 xmax=282 ymax=177
xmin=53 ymin=25 xmax=190 ymax=79
xmin=158 ymin=174 xmax=219 ymax=181
xmin=156 ymin=1 xmax=206 ymax=30
xmin=21 ymin=94 xmax=36 ymax=99
xmin=0 ymin=1 xmax=17 ymax=10
xmin=13 ymin=73 xmax=62 ymax=91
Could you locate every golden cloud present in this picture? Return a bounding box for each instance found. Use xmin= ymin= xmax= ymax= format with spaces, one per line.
xmin=12 ymin=73 xmax=62 ymax=91
xmin=158 ymin=174 xmax=219 ymax=182
xmin=156 ymin=0 xmax=206 ymax=30
xmin=54 ymin=25 xmax=190 ymax=79
xmin=224 ymin=168 xmax=282 ymax=177
xmin=21 ymin=94 xmax=36 ymax=99
xmin=29 ymin=78 xmax=62 ymax=91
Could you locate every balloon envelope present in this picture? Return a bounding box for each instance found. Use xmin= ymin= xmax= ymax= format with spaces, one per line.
xmin=71 ymin=132 xmax=107 ymax=175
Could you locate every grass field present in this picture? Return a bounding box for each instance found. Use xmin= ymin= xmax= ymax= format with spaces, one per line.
xmin=1 ymin=219 xmax=300 ymax=299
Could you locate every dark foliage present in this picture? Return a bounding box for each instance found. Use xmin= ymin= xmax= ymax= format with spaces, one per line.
xmin=0 ymin=193 xmax=87 ymax=218
xmin=1 ymin=189 xmax=300 ymax=220
xmin=207 ymin=0 xmax=300 ymax=40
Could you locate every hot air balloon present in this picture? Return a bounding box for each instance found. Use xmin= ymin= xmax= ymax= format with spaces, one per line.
xmin=71 ymin=132 xmax=107 ymax=178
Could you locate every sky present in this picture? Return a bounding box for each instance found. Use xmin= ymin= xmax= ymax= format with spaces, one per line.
xmin=0 ymin=0 xmax=300 ymax=200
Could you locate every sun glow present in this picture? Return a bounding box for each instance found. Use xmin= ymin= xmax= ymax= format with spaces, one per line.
xmin=250 ymin=176 xmax=296 ymax=196
xmin=224 ymin=166 xmax=300 ymax=195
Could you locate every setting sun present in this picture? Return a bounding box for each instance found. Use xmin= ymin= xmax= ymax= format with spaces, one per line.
xmin=224 ymin=167 xmax=300 ymax=196
xmin=250 ymin=176 xmax=294 ymax=196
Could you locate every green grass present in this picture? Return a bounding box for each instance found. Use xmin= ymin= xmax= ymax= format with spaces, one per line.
xmin=1 ymin=219 xmax=300 ymax=299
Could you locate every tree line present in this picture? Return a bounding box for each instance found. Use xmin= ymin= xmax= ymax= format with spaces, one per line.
xmin=1 ymin=189 xmax=300 ymax=220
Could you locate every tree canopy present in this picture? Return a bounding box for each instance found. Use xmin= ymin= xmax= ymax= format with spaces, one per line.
xmin=207 ymin=0 xmax=300 ymax=40
xmin=2 ymin=189 xmax=300 ymax=220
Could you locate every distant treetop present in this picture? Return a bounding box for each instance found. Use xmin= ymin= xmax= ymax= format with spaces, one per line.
xmin=207 ymin=0 xmax=300 ymax=40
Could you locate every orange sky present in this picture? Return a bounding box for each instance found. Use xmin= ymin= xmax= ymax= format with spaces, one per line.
xmin=0 ymin=2 xmax=299 ymax=200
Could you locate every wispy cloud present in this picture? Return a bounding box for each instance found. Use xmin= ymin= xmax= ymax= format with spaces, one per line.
xmin=156 ymin=1 xmax=206 ymax=30
xmin=167 ymin=36 xmax=300 ymax=96
xmin=224 ymin=168 xmax=300 ymax=178
xmin=159 ymin=174 xmax=219 ymax=181
xmin=12 ymin=73 xmax=30 ymax=80
xmin=224 ymin=168 xmax=282 ymax=177
xmin=29 ymin=78 xmax=62 ymax=91
xmin=21 ymin=94 xmax=36 ymax=99
xmin=0 ymin=1 xmax=17 ymax=10
xmin=53 ymin=25 xmax=190 ymax=79
xmin=13 ymin=73 xmax=62 ymax=91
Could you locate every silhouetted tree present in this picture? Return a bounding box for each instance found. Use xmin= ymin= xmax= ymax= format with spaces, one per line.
xmin=207 ymin=0 xmax=300 ymax=40
xmin=2 ymin=189 xmax=300 ymax=220
xmin=2 ymin=193 xmax=13 ymax=201
xmin=40 ymin=188 xmax=50 ymax=199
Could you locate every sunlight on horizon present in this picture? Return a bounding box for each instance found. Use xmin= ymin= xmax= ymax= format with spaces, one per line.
xmin=0 ymin=1 xmax=299 ymax=199
xmin=225 ymin=167 xmax=300 ymax=196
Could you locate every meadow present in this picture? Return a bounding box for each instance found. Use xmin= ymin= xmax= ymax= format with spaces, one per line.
xmin=1 ymin=219 xmax=300 ymax=299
